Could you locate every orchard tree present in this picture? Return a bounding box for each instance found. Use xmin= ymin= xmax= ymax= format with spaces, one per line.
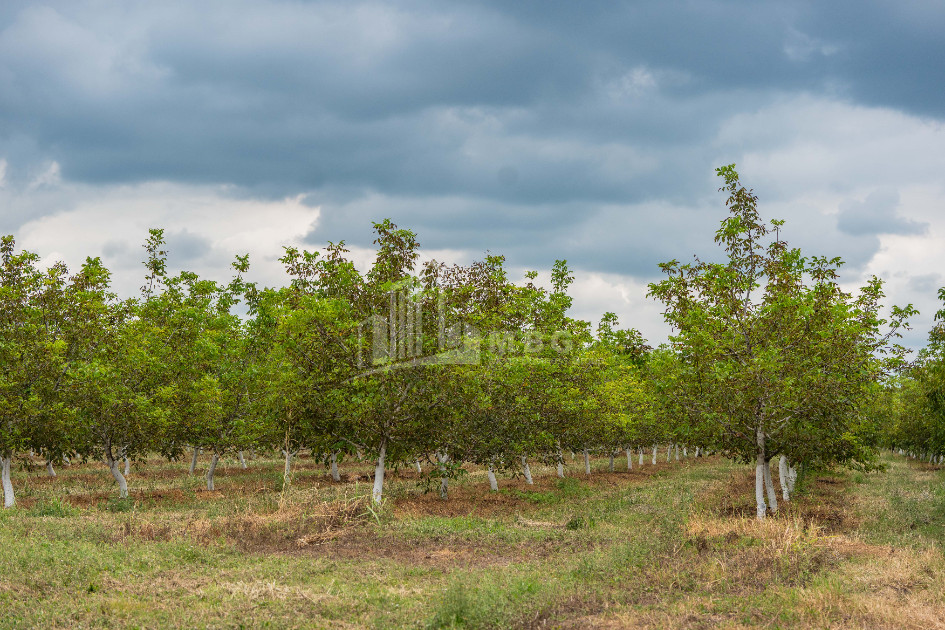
xmin=648 ymin=165 xmax=915 ymax=519
xmin=0 ymin=237 xmax=49 ymax=507
xmin=895 ymin=287 xmax=945 ymax=461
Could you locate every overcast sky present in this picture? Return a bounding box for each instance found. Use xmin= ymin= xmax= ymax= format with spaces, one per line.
xmin=1 ymin=0 xmax=943 ymax=350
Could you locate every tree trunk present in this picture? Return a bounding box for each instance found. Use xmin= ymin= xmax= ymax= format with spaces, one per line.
xmin=1 ymin=454 xmax=14 ymax=508
xmin=583 ymin=448 xmax=591 ymax=475
xmin=207 ymin=452 xmax=219 ymax=491
xmin=238 ymin=451 xmax=248 ymax=469
xmin=46 ymin=459 xmax=56 ymax=477
xmin=106 ymin=448 xmax=129 ymax=499
xmin=788 ymin=465 xmax=797 ymax=495
xmin=372 ymin=441 xmax=387 ymax=504
xmin=763 ymin=458 xmax=778 ymax=514
xmin=626 ymin=448 xmax=633 ymax=471
xmin=675 ymin=444 xmax=680 ymax=462
xmin=189 ymin=447 xmax=199 ymax=475
xmin=666 ymin=444 xmax=672 ymax=462
xmin=124 ymin=457 xmax=130 ymax=477
xmin=437 ymin=452 xmax=449 ymax=500
xmin=283 ymin=449 xmax=294 ymax=478
xmin=778 ymin=455 xmax=791 ymax=501
xmin=683 ymin=447 xmax=688 ymax=458
xmin=638 ymin=447 xmax=644 ymax=466
xmin=608 ymin=450 xmax=615 ymax=472
xmin=331 ymin=452 xmax=341 ymax=482
xmin=754 ymin=454 xmax=767 ymax=520
xmin=754 ymin=428 xmax=767 ymax=520
xmin=556 ymin=446 xmax=565 ymax=478
xmin=522 ymin=456 xmax=533 ymax=485
xmin=415 ymin=460 xmax=422 ymax=474
xmin=487 ymin=463 xmax=498 ymax=491
xmin=652 ymin=444 xmax=658 ymax=465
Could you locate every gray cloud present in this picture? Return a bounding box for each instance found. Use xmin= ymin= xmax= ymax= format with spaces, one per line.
xmin=837 ymin=190 xmax=929 ymax=237
xmin=165 ymin=228 xmax=212 ymax=263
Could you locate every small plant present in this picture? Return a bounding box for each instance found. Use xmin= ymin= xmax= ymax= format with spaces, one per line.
xmin=363 ymin=497 xmax=388 ymax=526
xmin=565 ymin=515 xmax=586 ymax=530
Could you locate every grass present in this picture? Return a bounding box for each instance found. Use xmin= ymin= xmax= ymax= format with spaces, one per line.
xmin=0 ymin=451 xmax=942 ymax=628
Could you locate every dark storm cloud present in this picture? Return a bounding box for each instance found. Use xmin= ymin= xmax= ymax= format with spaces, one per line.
xmin=2 ymin=0 xmax=940 ymax=195
xmin=0 ymin=0 xmax=941 ymax=287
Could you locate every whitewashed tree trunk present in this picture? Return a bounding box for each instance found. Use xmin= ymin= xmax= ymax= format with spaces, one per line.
xmin=282 ymin=449 xmax=294 ymax=478
xmin=238 ymin=451 xmax=248 ymax=469
xmin=695 ymin=446 xmax=701 ymax=458
xmin=124 ymin=457 xmax=130 ymax=477
xmin=763 ymin=459 xmax=778 ymax=514
xmin=415 ymin=460 xmax=422 ymax=474
xmin=189 ymin=447 xmax=199 ymax=475
xmin=206 ymin=452 xmax=219 ymax=491
xmin=788 ymin=465 xmax=797 ymax=495
xmin=652 ymin=445 xmax=658 ymax=465
xmin=487 ymin=464 xmax=498 ymax=491
xmin=674 ymin=444 xmax=680 ymax=462
xmin=583 ymin=449 xmax=591 ymax=475
xmin=372 ymin=441 xmax=387 ymax=505
xmin=522 ymin=456 xmax=533 ymax=484
xmin=106 ymin=450 xmax=129 ymax=499
xmin=683 ymin=447 xmax=688 ymax=458
xmin=46 ymin=460 xmax=56 ymax=477
xmin=778 ymin=455 xmax=791 ymax=501
xmin=437 ymin=452 xmax=449 ymax=499
xmin=666 ymin=444 xmax=672 ymax=462
xmin=608 ymin=450 xmax=615 ymax=472
xmin=755 ymin=453 xmax=767 ymax=520
xmin=626 ymin=448 xmax=633 ymax=471
xmin=331 ymin=452 xmax=341 ymax=482
xmin=1 ymin=454 xmax=14 ymax=508
xmin=638 ymin=447 xmax=644 ymax=466
xmin=755 ymin=424 xmax=768 ymax=520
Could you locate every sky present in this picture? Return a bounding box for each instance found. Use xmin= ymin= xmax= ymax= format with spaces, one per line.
xmin=1 ymin=0 xmax=943 ymax=351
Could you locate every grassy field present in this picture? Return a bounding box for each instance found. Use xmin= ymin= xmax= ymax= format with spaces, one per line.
xmin=0 ymin=451 xmax=943 ymax=629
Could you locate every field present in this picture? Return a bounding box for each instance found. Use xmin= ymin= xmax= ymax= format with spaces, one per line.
xmin=1 ymin=452 xmax=943 ymax=629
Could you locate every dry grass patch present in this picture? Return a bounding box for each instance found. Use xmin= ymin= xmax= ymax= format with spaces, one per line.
xmin=111 ymin=489 xmax=371 ymax=551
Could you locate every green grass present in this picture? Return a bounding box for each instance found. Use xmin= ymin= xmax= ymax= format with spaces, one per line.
xmin=0 ymin=452 xmax=942 ymax=628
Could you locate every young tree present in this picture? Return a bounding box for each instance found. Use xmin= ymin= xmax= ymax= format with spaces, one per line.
xmin=648 ymin=165 xmax=914 ymax=519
